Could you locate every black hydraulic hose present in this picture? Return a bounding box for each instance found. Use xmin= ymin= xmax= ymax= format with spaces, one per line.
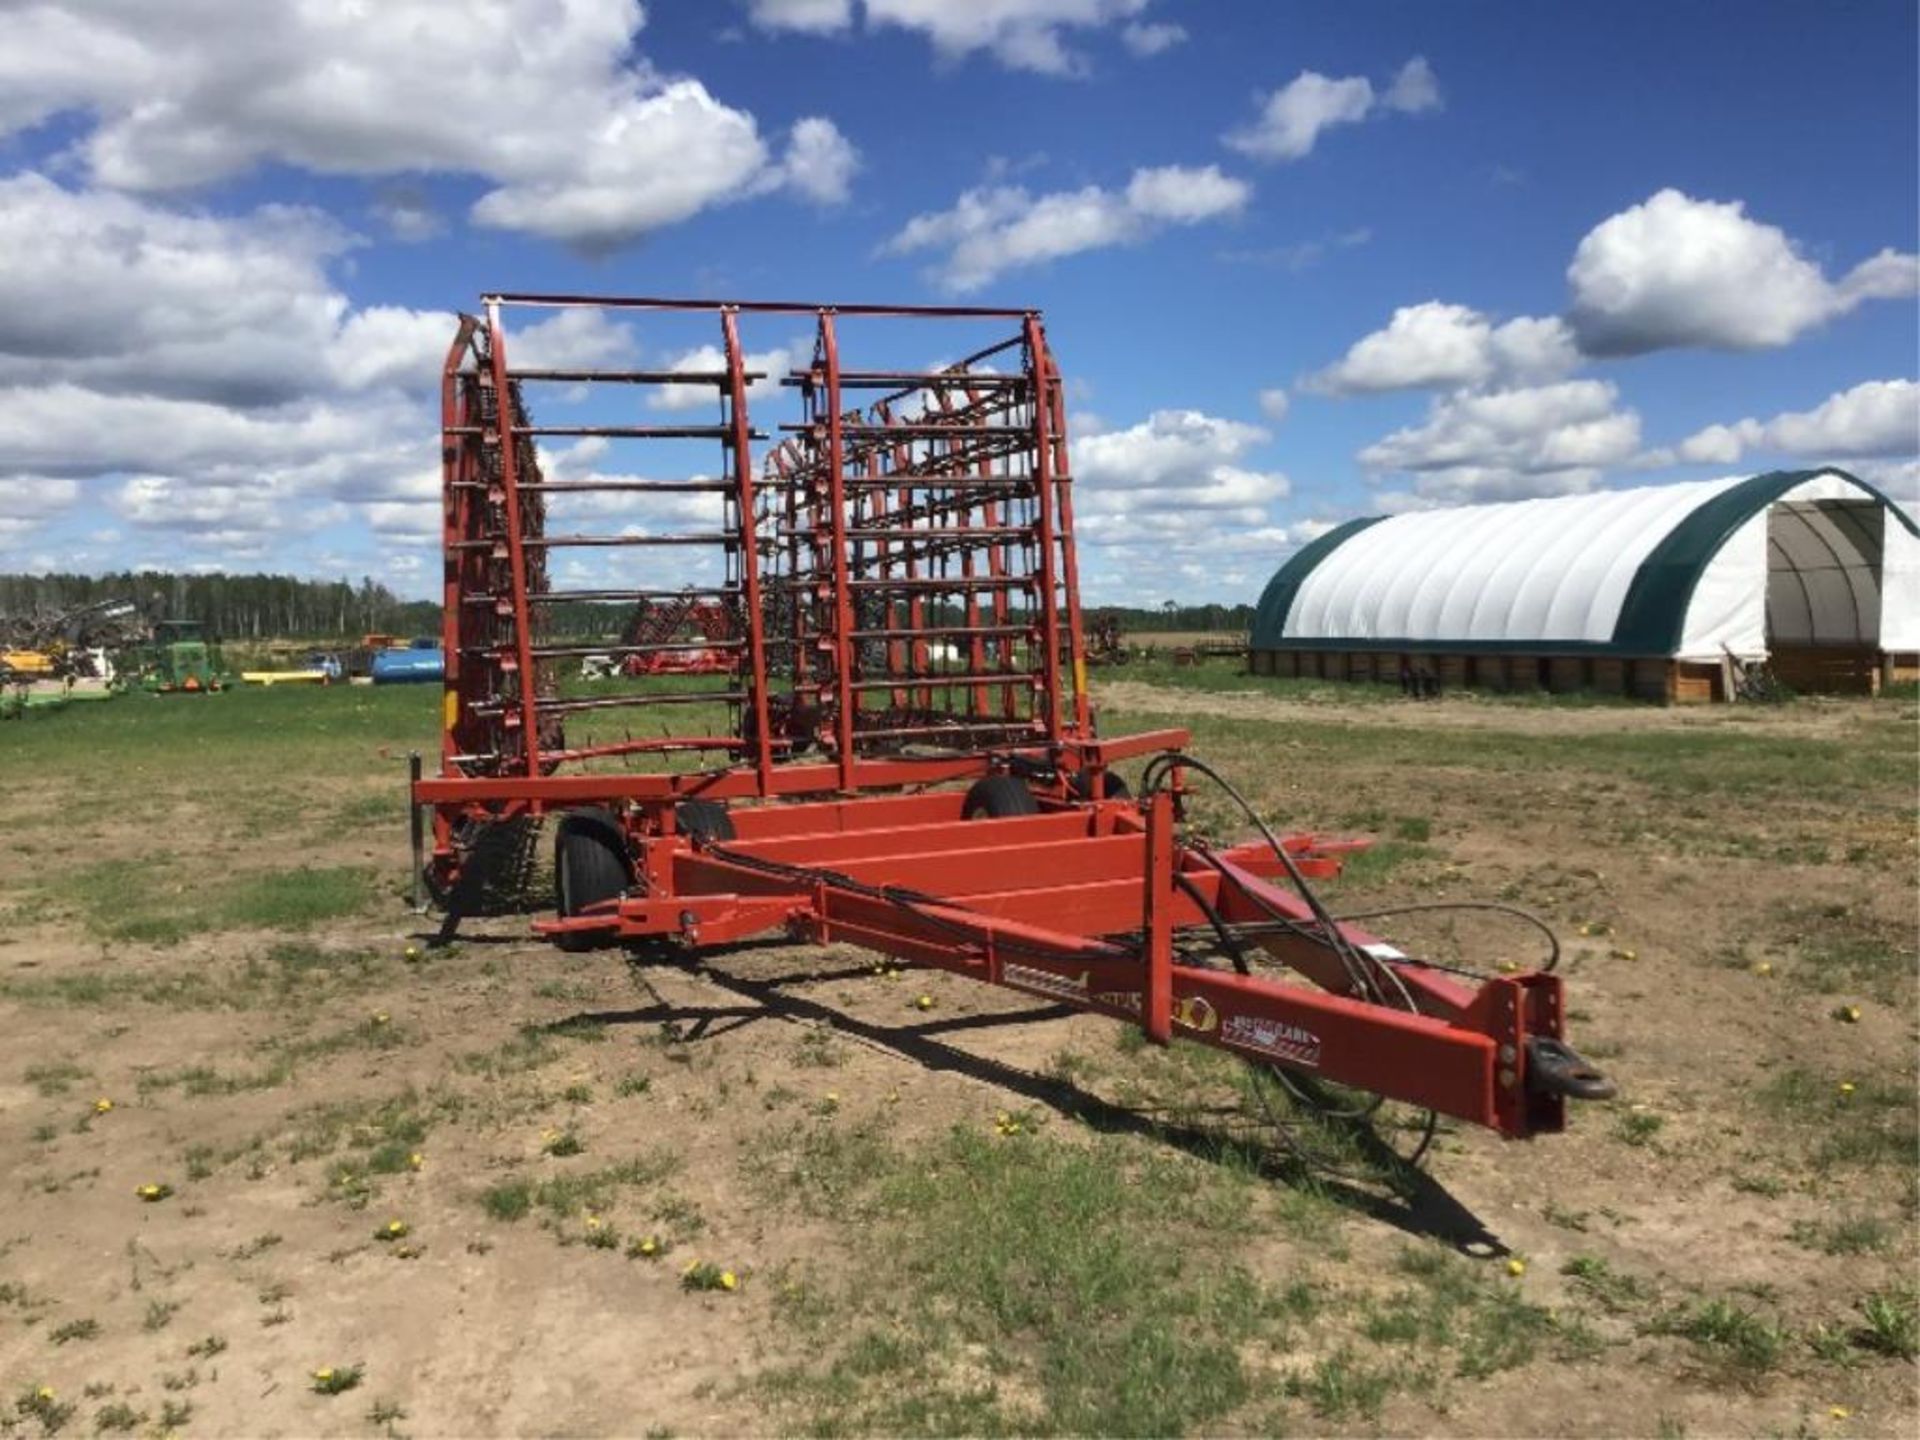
xmin=1140 ymin=750 xmax=1388 ymax=1004
xmin=1327 ymin=900 xmax=1561 ymax=974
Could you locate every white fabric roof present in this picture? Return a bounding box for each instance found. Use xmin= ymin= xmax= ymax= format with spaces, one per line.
xmin=1277 ymin=470 xmax=1919 ymax=660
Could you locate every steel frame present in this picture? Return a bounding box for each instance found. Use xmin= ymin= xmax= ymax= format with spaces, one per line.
xmin=415 ymin=293 xmax=1608 ymax=1146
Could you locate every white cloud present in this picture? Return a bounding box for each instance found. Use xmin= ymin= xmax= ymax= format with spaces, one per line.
xmin=0 ymin=1 xmax=853 ymax=250
xmin=1120 ymin=20 xmax=1186 ymax=56
xmin=747 ymin=0 xmax=855 ymax=33
xmin=779 ymin=116 xmax=861 ymax=204
xmin=648 ymin=342 xmax=799 ymax=411
xmin=1837 ymin=249 xmax=1920 ymax=305
xmin=0 ymin=174 xmax=481 ymax=566
xmin=329 ymin=307 xmax=456 ymax=394
xmin=1666 ymin=379 xmax=1920 ymax=467
xmin=370 ymin=184 xmax=444 ymax=243
xmin=1567 ymin=189 xmax=1918 ymax=356
xmin=1308 ymin=302 xmax=1579 ymax=394
xmin=1123 ymin=164 xmax=1248 ymax=222
xmin=1359 ymin=381 xmax=1642 ymax=503
xmin=1075 ymin=409 xmax=1289 ymax=524
xmin=1849 ymin=458 xmax=1920 ymax=507
xmin=865 ymin=0 xmax=1151 ymax=75
xmin=504 ymin=309 xmax=641 ymax=372
xmin=0 ymin=174 xmax=358 ymax=406
xmin=1257 ymin=388 xmax=1290 ymax=423
xmin=1382 ymin=57 xmax=1442 ymax=113
xmin=0 ymin=174 xmax=643 ymax=409
xmin=463 ymin=82 xmax=785 ymax=249
xmin=1225 ymin=71 xmax=1375 ymax=161
xmin=1673 ymin=424 xmax=1750 ymax=466
xmin=883 ymin=164 xmax=1247 ymax=291
xmin=1225 ymin=57 xmax=1439 ymax=162
xmin=0 ymin=476 xmax=81 ymax=542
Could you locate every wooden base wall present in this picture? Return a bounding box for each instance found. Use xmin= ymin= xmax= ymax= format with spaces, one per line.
xmin=1236 ymin=649 xmax=1898 ymax=704
xmin=1770 ymin=644 xmax=1885 ymax=696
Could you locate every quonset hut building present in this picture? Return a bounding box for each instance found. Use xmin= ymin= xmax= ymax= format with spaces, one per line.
xmin=1250 ymin=469 xmax=1920 ymax=702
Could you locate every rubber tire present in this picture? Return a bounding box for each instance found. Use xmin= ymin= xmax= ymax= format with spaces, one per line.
xmin=554 ymin=818 xmax=631 ymax=951
xmin=962 ymin=775 xmax=1040 ymax=820
xmin=1069 ymin=768 xmax=1132 ymax=801
xmin=675 ymin=799 xmax=736 ymax=845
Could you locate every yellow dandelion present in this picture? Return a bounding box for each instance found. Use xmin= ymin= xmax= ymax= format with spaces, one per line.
xmin=719 ymin=1270 xmax=737 ymax=1291
xmin=313 ymin=1368 xmax=334 ymax=1383
xmin=1506 ymin=1257 xmax=1526 ymax=1277
xmin=94 ymin=1097 xmax=113 ymax=1114
xmin=825 ymin=1091 xmax=839 ymax=1105
xmin=1840 ymin=1081 xmax=1856 ymax=1097
xmin=1830 ymin=1406 xmax=1851 ymax=1420
xmin=373 ymin=1011 xmax=391 ymax=1026
xmin=639 ymin=1237 xmax=659 ymax=1257
xmin=408 ymin=1152 xmax=424 ymax=1170
xmin=1752 ymin=960 xmax=1773 ymax=976
xmin=381 ymin=1218 xmax=409 ymax=1239
xmin=404 ymin=944 xmax=422 ymax=961
xmin=585 ymin=1214 xmax=603 ymax=1230
xmin=35 ymin=1387 xmax=55 ymax=1402
xmin=916 ymin=994 xmax=933 ymax=1010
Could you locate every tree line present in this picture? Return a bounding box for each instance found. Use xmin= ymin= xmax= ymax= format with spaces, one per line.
xmin=0 ymin=570 xmax=1249 ymax=644
xmin=1090 ymin=602 xmax=1253 ymax=632
xmin=0 ymin=571 xmax=440 ymax=641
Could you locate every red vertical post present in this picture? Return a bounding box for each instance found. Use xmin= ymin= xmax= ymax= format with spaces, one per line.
xmin=1143 ymin=789 xmax=1175 ymax=1044
xmin=482 ymin=298 xmax=542 ymax=773
xmin=721 ymin=309 xmax=774 ymax=792
xmin=819 ymin=312 xmax=858 ymax=790
xmin=1022 ymin=315 xmax=1064 ymax=741
xmin=438 ymin=317 xmax=476 ymax=777
xmin=1040 ymin=332 xmax=1092 ymax=735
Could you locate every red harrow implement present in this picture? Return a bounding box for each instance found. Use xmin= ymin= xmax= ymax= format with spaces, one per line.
xmin=413 ymin=293 xmax=1614 ymax=1169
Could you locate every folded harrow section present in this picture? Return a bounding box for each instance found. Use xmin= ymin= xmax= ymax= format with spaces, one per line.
xmin=433 ymin=297 xmax=1093 ymax=803
xmin=762 ymin=312 xmax=1087 ymax=785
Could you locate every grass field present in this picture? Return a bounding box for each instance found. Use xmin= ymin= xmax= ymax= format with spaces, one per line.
xmin=0 ymin=676 xmax=1915 ymax=1436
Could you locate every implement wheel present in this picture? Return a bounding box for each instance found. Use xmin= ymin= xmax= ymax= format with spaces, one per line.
xmin=554 ymin=811 xmax=632 ymax=951
xmin=1069 ymin=768 xmax=1131 ymax=801
xmin=962 ymin=775 xmax=1039 ymax=819
xmin=675 ymin=799 xmax=735 ymax=844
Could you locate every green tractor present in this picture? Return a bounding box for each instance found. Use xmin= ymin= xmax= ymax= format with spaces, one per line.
xmin=138 ymin=621 xmax=230 ymax=694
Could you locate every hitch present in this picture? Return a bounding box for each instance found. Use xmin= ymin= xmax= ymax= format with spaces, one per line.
xmin=1526 ymin=1036 xmax=1617 ymax=1102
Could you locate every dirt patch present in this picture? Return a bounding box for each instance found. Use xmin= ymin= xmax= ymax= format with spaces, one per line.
xmin=1 ymin=684 xmax=1914 ymax=1436
xmin=1097 ymin=676 xmax=1895 ymax=740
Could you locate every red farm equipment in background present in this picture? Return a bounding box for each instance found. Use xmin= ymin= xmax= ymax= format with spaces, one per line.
xmin=411 ymin=293 xmax=1614 ymax=1172
xmin=619 ymin=590 xmax=735 ymax=676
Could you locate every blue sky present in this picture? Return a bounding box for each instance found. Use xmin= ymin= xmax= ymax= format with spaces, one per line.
xmin=0 ymin=0 xmax=1914 ymax=603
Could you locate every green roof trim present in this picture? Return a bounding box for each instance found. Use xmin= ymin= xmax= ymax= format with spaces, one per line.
xmin=1609 ymin=467 xmax=1915 ymax=654
xmin=1249 ymin=516 xmax=1384 ymax=649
